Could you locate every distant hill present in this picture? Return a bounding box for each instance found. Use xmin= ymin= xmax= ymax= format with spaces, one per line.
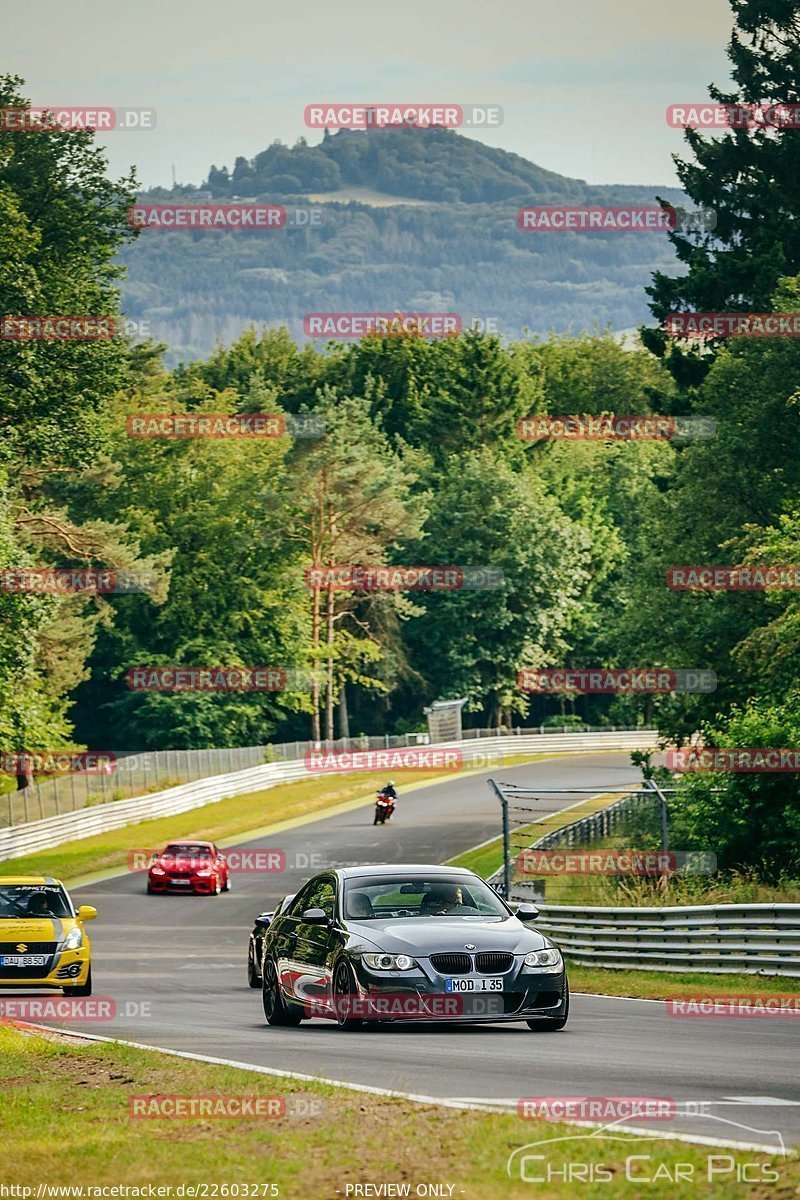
xmin=122 ymin=126 xmax=687 ymax=362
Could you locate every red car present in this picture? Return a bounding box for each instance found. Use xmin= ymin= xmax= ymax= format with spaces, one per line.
xmin=147 ymin=841 xmax=231 ymax=896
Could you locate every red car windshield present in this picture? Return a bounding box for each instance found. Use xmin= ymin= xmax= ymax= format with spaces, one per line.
xmin=163 ymin=844 xmax=213 ymax=859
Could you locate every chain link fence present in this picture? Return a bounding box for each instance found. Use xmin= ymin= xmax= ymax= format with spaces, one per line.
xmin=0 ymin=724 xmax=647 ymax=828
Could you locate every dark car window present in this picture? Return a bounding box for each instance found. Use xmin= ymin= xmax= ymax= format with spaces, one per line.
xmin=0 ymin=884 xmax=73 ymax=919
xmin=284 ymin=882 xmax=317 ymax=918
xmin=343 ymin=875 xmax=508 ymax=920
xmin=301 ymin=877 xmax=336 ymax=920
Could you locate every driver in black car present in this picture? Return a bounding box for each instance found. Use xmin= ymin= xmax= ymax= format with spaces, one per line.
xmin=420 ymin=884 xmax=467 ymax=915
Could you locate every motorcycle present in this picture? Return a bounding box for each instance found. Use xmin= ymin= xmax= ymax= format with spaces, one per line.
xmin=373 ymin=793 xmax=395 ymax=825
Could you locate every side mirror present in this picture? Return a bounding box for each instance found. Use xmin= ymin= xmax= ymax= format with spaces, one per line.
xmin=301 ymin=907 xmax=330 ymax=925
xmin=77 ymin=905 xmax=98 ymax=922
xmin=515 ymin=902 xmax=540 ymax=921
xmin=255 ymin=913 xmax=273 ymax=929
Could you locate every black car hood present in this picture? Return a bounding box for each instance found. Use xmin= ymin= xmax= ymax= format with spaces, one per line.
xmin=347 ymin=915 xmax=549 ymax=955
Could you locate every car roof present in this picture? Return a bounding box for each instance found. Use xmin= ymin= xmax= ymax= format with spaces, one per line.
xmin=334 ymin=864 xmax=475 ymax=880
xmin=163 ymin=840 xmax=214 ymax=847
xmin=0 ymin=875 xmax=63 ymax=886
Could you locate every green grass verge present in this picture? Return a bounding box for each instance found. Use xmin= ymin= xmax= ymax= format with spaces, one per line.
xmin=0 ymin=1025 xmax=795 ymax=1196
xmin=570 ymin=964 xmax=800 ymax=999
xmin=0 ymin=751 xmax=559 ymax=885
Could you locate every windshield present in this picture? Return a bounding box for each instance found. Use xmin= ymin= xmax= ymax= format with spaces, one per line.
xmin=343 ymin=875 xmax=509 ymax=921
xmin=0 ymin=884 xmax=73 ymax=920
xmin=163 ymin=844 xmax=213 ymax=859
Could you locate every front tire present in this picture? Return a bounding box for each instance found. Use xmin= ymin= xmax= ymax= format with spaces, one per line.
xmin=262 ymin=959 xmax=302 ymax=1026
xmin=333 ymin=959 xmax=363 ymax=1030
xmin=64 ymin=965 xmax=92 ymax=997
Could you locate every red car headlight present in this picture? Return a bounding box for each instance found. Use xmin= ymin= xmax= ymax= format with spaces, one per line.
xmin=150 ymin=866 xmax=166 ymax=876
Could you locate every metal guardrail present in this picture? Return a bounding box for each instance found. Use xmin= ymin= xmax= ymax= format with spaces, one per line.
xmin=0 ymin=730 xmax=657 ymax=863
xmin=2 ymin=723 xmax=647 ymax=827
xmin=485 ymin=781 xmax=800 ymax=976
xmin=528 ymin=901 xmax=800 ymax=977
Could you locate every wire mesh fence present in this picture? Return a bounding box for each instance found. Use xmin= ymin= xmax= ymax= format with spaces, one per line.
xmin=0 ymin=723 xmax=649 ymax=829
xmin=487 ymin=780 xmax=675 ymax=901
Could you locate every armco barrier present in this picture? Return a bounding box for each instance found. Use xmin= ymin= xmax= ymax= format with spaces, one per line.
xmin=528 ymin=901 xmax=800 ymax=977
xmin=0 ymin=730 xmax=656 ymax=863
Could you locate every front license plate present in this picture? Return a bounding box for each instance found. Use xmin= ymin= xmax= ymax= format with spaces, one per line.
xmin=169 ymin=880 xmax=192 ymax=886
xmin=445 ymin=976 xmax=503 ymax=993
xmin=0 ymin=955 xmax=48 ymax=967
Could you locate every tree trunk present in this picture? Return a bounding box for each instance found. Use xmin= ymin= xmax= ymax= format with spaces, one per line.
xmin=339 ymin=683 xmax=350 ymax=740
xmin=310 ymin=582 xmax=321 ymax=742
xmin=324 ymin=583 xmax=335 ymax=741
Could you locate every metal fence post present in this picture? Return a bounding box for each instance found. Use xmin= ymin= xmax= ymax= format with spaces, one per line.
xmin=489 ymin=779 xmax=511 ymax=900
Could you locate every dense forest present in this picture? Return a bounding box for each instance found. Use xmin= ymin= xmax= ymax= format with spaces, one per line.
xmin=124 ymin=126 xmax=688 ymax=361
xmin=2 ymin=0 xmax=800 ymax=875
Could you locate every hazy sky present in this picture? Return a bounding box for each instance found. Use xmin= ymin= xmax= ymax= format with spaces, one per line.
xmin=6 ymin=0 xmax=734 ymax=189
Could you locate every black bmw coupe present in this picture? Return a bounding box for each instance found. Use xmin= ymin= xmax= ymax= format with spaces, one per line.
xmin=259 ymin=864 xmax=568 ymax=1031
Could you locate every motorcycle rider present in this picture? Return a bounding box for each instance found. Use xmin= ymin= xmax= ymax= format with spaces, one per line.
xmin=375 ymin=780 xmax=397 ymax=821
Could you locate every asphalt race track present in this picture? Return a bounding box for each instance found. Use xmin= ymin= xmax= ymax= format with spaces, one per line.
xmin=14 ymin=753 xmax=800 ymax=1150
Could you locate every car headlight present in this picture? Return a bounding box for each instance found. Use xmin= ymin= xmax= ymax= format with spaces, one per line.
xmin=150 ymin=866 xmax=166 ymax=876
xmin=362 ymin=953 xmax=417 ymax=970
xmin=522 ymin=948 xmax=562 ymax=970
xmin=195 ymin=869 xmax=212 ymax=877
xmin=64 ymin=928 xmax=84 ymax=951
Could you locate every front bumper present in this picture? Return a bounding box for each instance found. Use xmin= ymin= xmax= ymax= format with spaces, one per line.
xmin=0 ymin=947 xmax=91 ymax=990
xmin=148 ymin=874 xmax=216 ymax=894
xmin=348 ymin=956 xmax=567 ymax=1023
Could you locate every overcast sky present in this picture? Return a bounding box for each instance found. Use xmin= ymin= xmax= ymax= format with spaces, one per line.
xmin=6 ymin=0 xmax=734 ymax=189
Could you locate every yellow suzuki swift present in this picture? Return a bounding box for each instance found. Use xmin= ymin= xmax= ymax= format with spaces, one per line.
xmin=0 ymin=877 xmax=97 ymax=995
